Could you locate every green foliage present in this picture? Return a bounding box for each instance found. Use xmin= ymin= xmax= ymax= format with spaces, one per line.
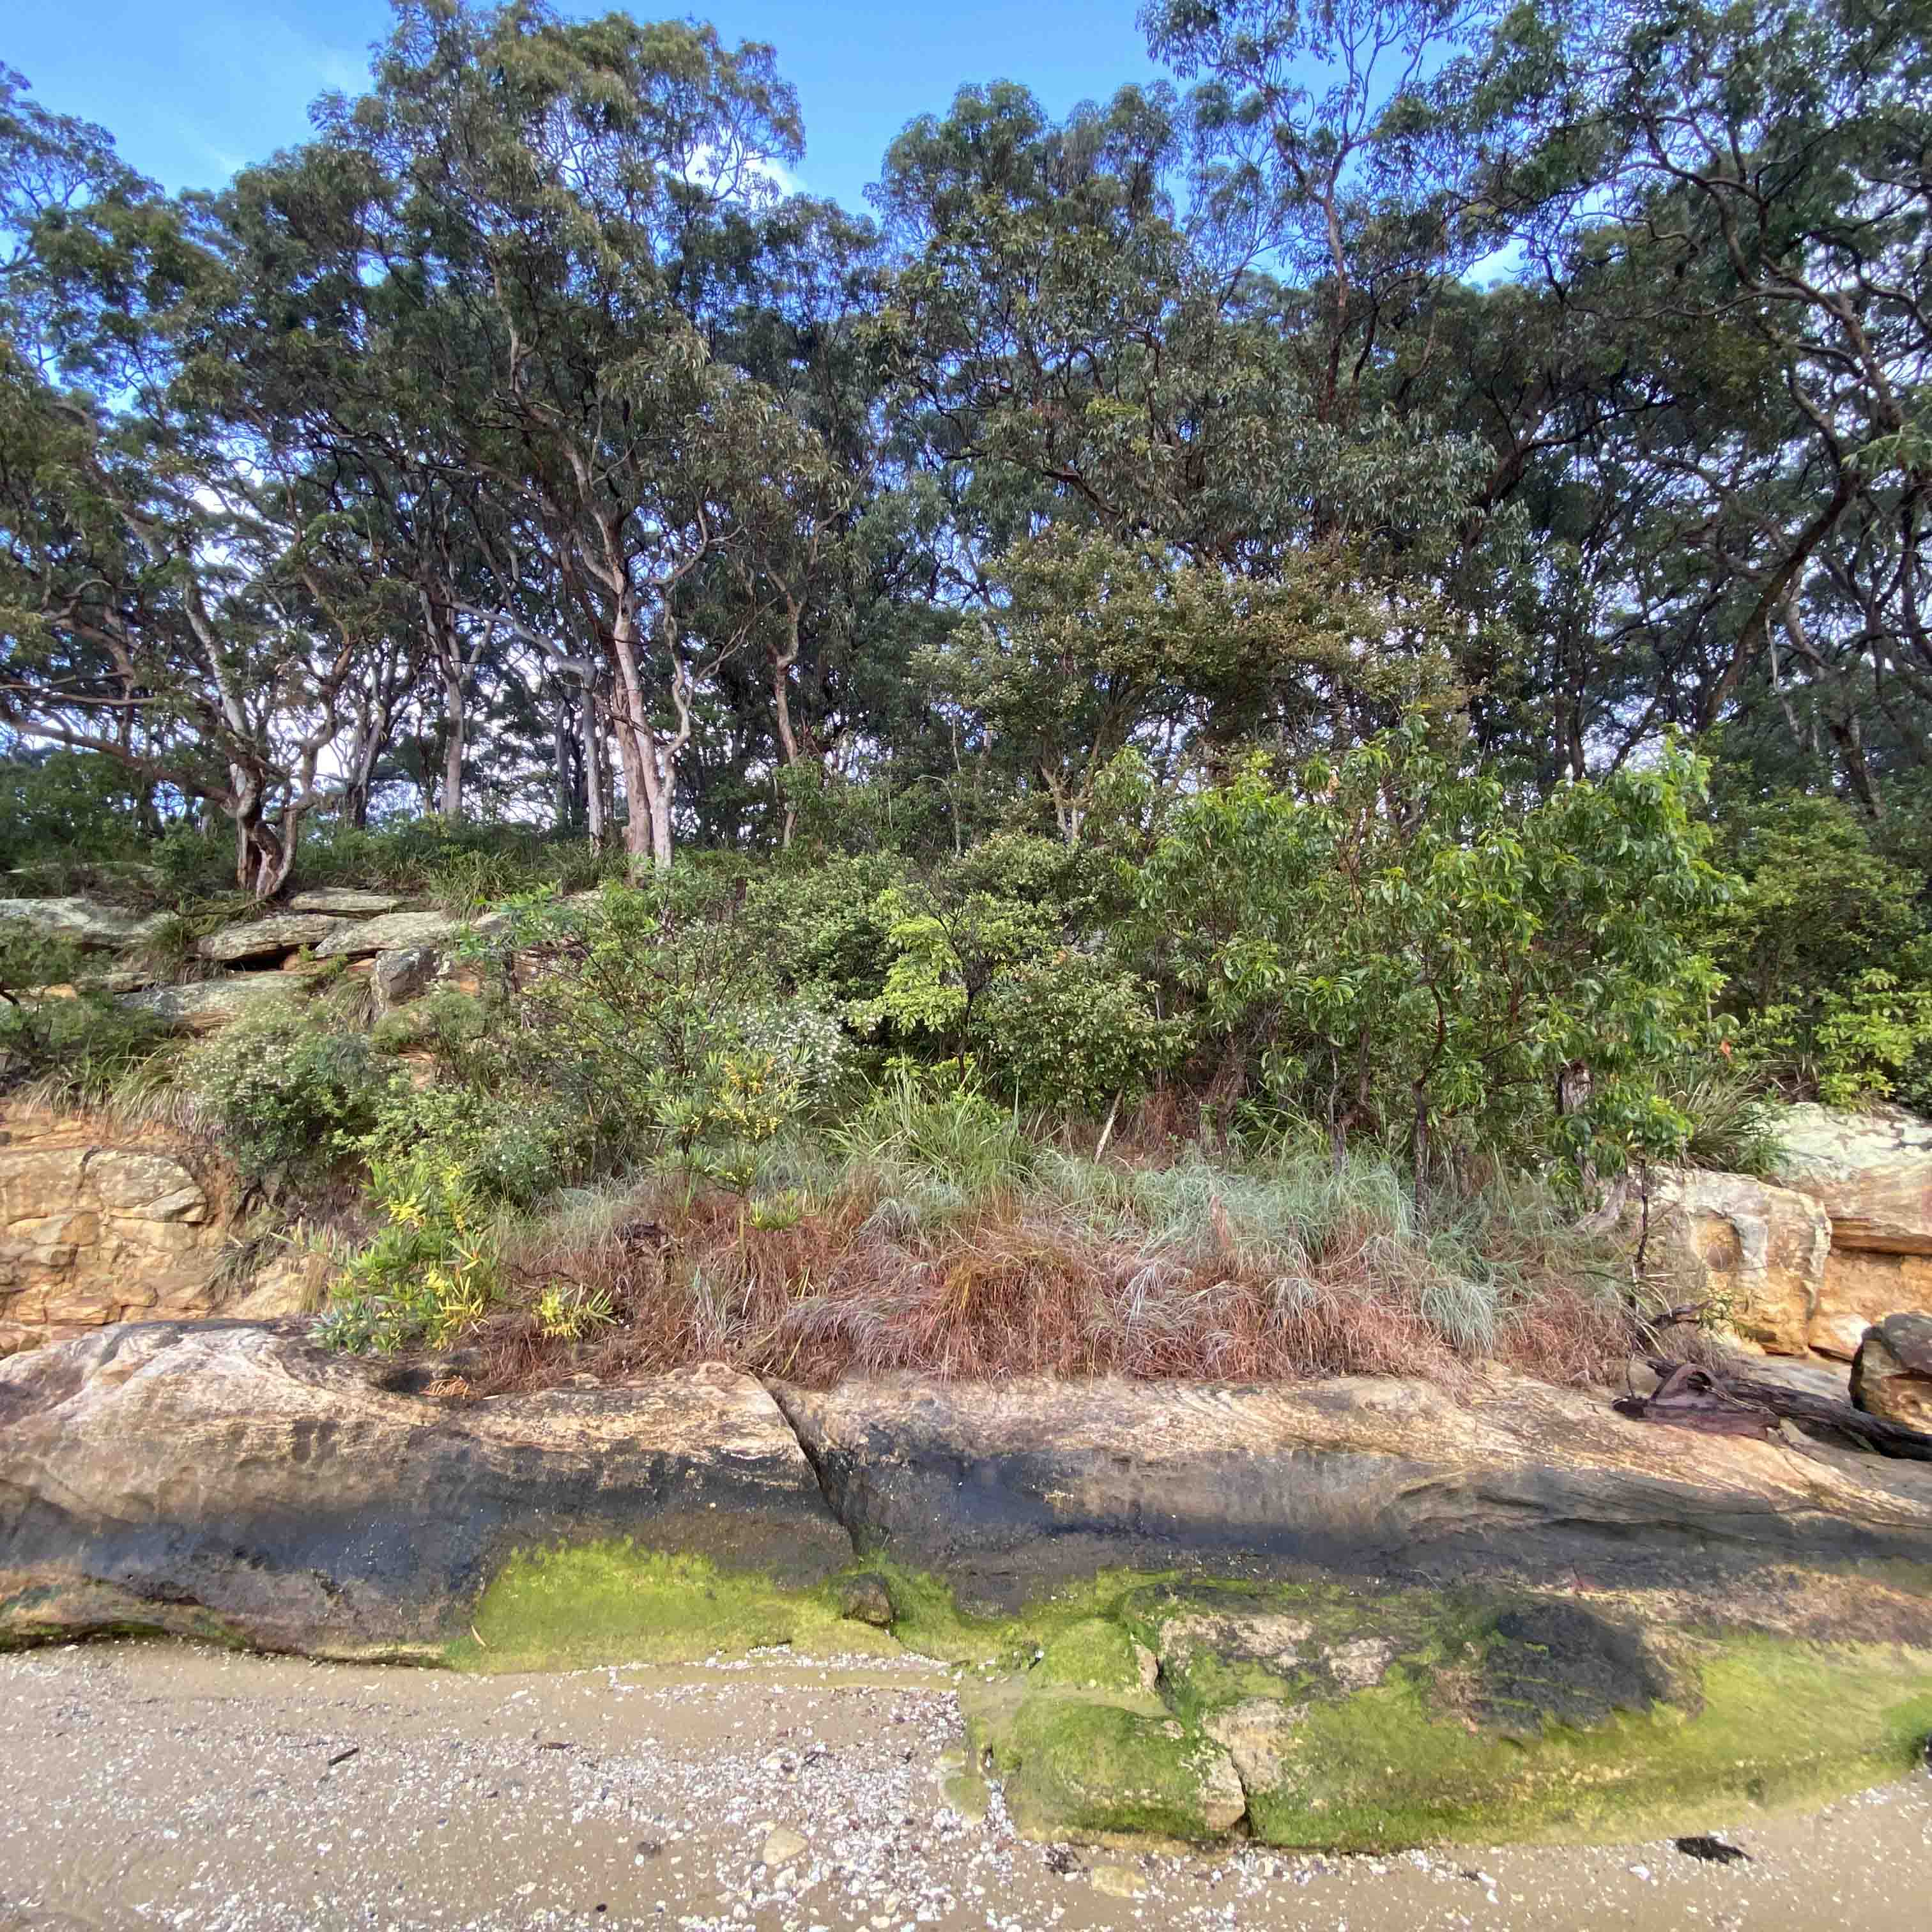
xmin=298 ymin=818 xmax=622 ymax=905
xmin=0 ymin=752 xmax=148 ymax=872
xmin=1663 ymin=1061 xmax=1788 ymax=1177
xmin=348 ymin=1078 xmax=588 ymax=1211
xmin=0 ymin=990 xmax=175 ymax=1108
xmin=0 ymin=916 xmax=176 ymax=1103
xmin=318 ymin=1153 xmax=498 ymax=1354
xmin=1130 ymin=724 xmax=1727 ymax=1183
xmin=742 ymin=852 xmax=908 ymax=1006
xmin=493 ymin=871 xmax=815 ymax=1183
xmin=184 ymin=1011 xmax=390 ymax=1186
xmin=1708 ymin=792 xmax=1932 ymax=1105
xmin=977 ymin=949 xmax=1177 ymax=1115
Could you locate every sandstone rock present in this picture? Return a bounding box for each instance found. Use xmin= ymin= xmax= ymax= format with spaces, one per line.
xmin=0 ymin=897 xmax=167 ymax=949
xmin=1639 ymin=1167 xmax=1829 ymax=1354
xmin=771 ymin=1370 xmax=1932 ymax=1612
xmin=197 ymin=913 xmax=349 ymax=963
xmin=372 ymin=947 xmax=439 ymax=1015
xmin=1088 ymin=1864 xmax=1147 ymax=1899
xmin=1203 ymin=1699 xmax=1303 ymax=1790
xmin=227 ymin=1246 xmax=335 ymax=1319
xmin=1811 ymin=1251 xmax=1932 ymax=1360
xmin=1775 ymin=1103 xmax=1932 ymax=1254
xmin=314 ymin=910 xmax=466 ymax=960
xmin=288 ymin=889 xmax=405 ymax=916
xmin=118 ymin=975 xmax=300 ymax=1032
xmin=1851 ymin=1314 xmax=1932 ymax=1432
xmin=0 ymin=1144 xmax=231 ymax=1340
xmin=838 ymin=1572 xmax=896 ymax=1628
xmin=0 ymin=1326 xmax=849 ymax=1656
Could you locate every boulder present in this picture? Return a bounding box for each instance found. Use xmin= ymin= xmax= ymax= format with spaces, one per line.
xmin=1634 ymin=1168 xmax=1830 ymax=1354
xmin=118 ymin=974 xmax=300 ymax=1032
xmin=1851 ymin=1314 xmax=1932 ymax=1432
xmin=287 ymin=889 xmax=405 ymax=916
xmin=0 ymin=1325 xmax=850 ymax=1657
xmin=313 ymin=909 xmax=466 ymax=960
xmin=0 ymin=1144 xmax=231 ymax=1340
xmin=1812 ymin=1251 xmax=1932 ymax=1360
xmin=1774 ymin=1103 xmax=1932 ymax=1254
xmin=771 ymin=1370 xmax=1932 ymax=1614
xmin=371 ymin=946 xmax=439 ymax=1015
xmin=0 ymin=897 xmax=167 ymax=949
xmin=197 ymin=912 xmax=351 ymax=963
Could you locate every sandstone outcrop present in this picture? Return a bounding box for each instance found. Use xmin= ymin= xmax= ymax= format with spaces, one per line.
xmin=0 ymin=896 xmax=167 ymax=948
xmin=8 ymin=1334 xmax=1931 ymax=1660
xmin=287 ymin=888 xmax=405 ymax=916
xmin=1633 ymin=1167 xmax=1829 ymax=1354
xmin=770 ymin=1373 xmax=1932 ymax=1613
xmin=0 ymin=1123 xmax=234 ymax=1347
xmin=118 ymin=974 xmax=300 ymax=1031
xmin=1814 ymin=1250 xmax=1932 ymax=1360
xmin=1775 ymin=1103 xmax=1932 ymax=1255
xmin=314 ymin=909 xmax=466 ymax=959
xmin=197 ymin=912 xmax=350 ymax=962
xmin=1851 ymin=1313 xmax=1932 ymax=1432
xmin=0 ymin=1324 xmax=849 ymax=1657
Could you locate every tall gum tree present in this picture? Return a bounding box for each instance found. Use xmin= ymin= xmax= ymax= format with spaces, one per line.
xmin=321 ymin=0 xmax=810 ymax=871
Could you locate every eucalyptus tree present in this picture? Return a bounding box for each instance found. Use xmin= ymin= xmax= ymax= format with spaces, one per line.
xmin=1451 ymin=0 xmax=1932 ymax=808
xmin=301 ymin=0 xmax=820 ymax=871
xmin=0 ymin=66 xmax=389 ymax=893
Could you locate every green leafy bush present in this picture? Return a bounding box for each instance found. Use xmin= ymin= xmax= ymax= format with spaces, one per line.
xmin=492 ymin=870 xmax=811 ymax=1181
xmin=1708 ymin=792 xmax=1932 ymax=1105
xmin=185 ymin=1011 xmax=391 ymax=1186
xmin=349 ymin=1079 xmax=590 ymax=1209
xmin=1 ymin=993 xmax=177 ymax=1108
xmin=976 ymin=949 xmax=1177 ymax=1115
xmin=1128 ymin=723 xmax=1726 ymax=1184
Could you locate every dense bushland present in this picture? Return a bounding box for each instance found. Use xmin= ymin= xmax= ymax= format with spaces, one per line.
xmin=4 ymin=0 xmax=1929 ymax=1382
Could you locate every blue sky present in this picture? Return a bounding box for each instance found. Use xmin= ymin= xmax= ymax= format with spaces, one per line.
xmin=6 ymin=3 xmax=1163 ymax=213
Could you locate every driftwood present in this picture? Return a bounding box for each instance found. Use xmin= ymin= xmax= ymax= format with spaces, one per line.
xmin=1614 ymin=1358 xmax=1932 ymax=1462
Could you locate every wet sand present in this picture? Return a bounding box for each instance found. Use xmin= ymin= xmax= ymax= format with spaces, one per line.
xmin=1 ymin=1640 xmax=1926 ymax=1931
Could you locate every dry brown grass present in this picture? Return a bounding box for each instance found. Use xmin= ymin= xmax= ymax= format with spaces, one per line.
xmin=463 ymin=1165 xmax=1636 ymax=1399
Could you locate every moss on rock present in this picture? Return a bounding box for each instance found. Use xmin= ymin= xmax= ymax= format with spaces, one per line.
xmin=445 ymin=1543 xmax=1932 ymax=1853
xmin=447 ymin=1544 xmax=902 ymax=1671
xmin=982 ymin=1690 xmax=1246 ymax=1842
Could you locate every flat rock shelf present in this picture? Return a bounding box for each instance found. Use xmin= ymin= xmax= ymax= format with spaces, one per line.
xmin=4 ymin=1320 xmax=1932 ymax=1851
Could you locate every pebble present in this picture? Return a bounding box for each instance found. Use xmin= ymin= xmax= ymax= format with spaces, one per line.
xmin=760 ymin=1824 xmax=810 ymax=1867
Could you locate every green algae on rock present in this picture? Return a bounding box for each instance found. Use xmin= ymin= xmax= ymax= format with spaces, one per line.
xmin=963 ymin=1577 xmax=1932 ymax=1850
xmin=443 ymin=1542 xmax=1932 ymax=1853
xmin=447 ymin=1545 xmax=907 ymax=1671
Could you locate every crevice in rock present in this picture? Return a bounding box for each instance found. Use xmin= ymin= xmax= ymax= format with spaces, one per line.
xmin=760 ymin=1377 xmax=861 ymax=1556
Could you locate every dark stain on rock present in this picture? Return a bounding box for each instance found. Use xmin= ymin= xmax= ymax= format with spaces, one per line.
xmin=1476 ymin=1602 xmax=1671 ymax=1736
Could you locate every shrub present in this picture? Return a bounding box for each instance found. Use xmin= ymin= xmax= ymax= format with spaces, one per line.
xmin=318 ymin=1153 xmax=500 ymax=1354
xmin=1707 ymin=791 xmax=1932 ymax=1105
xmin=1127 ymin=723 xmax=1726 ymax=1186
xmin=350 ymin=1079 xmax=590 ymax=1209
xmin=740 ymin=852 xmax=907 ymax=1004
xmin=491 ymin=870 xmax=812 ymax=1183
xmin=1 ymin=993 xmax=178 ymax=1110
xmin=976 ymin=949 xmax=1177 ymax=1116
xmin=185 ymin=1011 xmax=390 ymax=1186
